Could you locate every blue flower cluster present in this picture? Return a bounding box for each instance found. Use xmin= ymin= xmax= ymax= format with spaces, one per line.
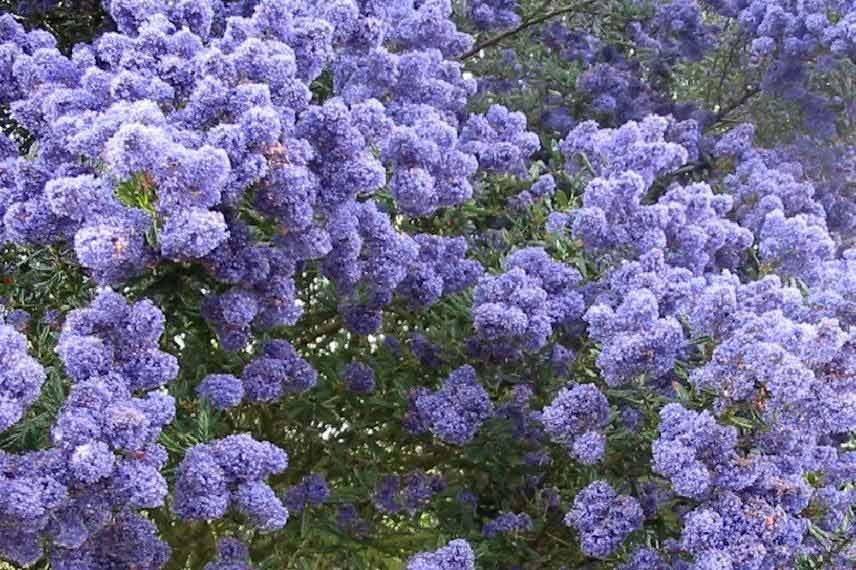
xmin=174 ymin=434 xmax=289 ymax=531
xmin=482 ymin=511 xmax=533 ymax=538
xmin=241 ymin=339 xmax=318 ymax=403
xmin=565 ymin=481 xmax=643 ymax=559
xmin=0 ymin=290 xmax=175 ymax=566
xmin=342 ymin=361 xmax=375 ymax=394
xmin=284 ymin=473 xmax=330 ymax=512
xmin=469 ymin=0 xmax=521 ymax=31
xmin=540 ymin=383 xmax=610 ymax=464
xmin=652 ymin=404 xmax=740 ymax=499
xmin=0 ymin=317 xmax=46 ymax=432
xmin=473 ymin=246 xmax=583 ymax=354
xmin=408 ymin=365 xmax=494 ymax=445
xmin=204 ymin=538 xmax=255 ymax=570
xmin=407 ymin=538 xmax=475 ymax=570
xmin=373 ymin=470 xmax=446 ymax=515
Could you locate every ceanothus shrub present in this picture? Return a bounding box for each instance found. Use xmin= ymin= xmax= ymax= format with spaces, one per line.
xmin=1 ymin=0 xmax=856 ymax=568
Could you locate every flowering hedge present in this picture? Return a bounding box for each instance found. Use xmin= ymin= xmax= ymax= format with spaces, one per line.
xmin=0 ymin=1 xmax=854 ymax=569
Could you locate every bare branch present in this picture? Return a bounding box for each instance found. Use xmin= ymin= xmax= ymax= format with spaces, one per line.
xmin=458 ymin=1 xmax=599 ymax=61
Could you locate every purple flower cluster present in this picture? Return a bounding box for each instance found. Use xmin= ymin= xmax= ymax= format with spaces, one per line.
xmin=469 ymin=0 xmax=521 ymax=31
xmin=204 ymin=538 xmax=255 ymax=570
xmin=652 ymin=404 xmax=740 ymax=499
xmin=553 ymin=117 xmax=751 ymax=275
xmin=473 ymin=247 xmax=583 ymax=353
xmin=173 ymin=434 xmax=289 ymax=532
xmin=56 ymin=289 xmax=178 ymax=390
xmin=406 ymin=539 xmax=475 ymax=570
xmin=50 ymin=512 xmax=171 ymax=570
xmin=409 ymin=365 xmax=494 ymax=445
xmin=324 ymin=205 xmax=483 ymax=334
xmin=585 ymin=289 xmax=684 ymax=386
xmin=560 ymin=116 xmax=690 ymax=186
xmin=197 ymin=374 xmax=244 ymax=410
xmin=540 ymin=383 xmax=610 ymax=464
xmin=241 ymin=340 xmax=318 ymax=403
xmin=397 ymin=235 xmax=483 ymax=309
xmin=482 ymin=511 xmax=533 ymax=537
xmin=680 ymin=491 xmax=808 ymax=569
xmin=634 ymin=0 xmax=715 ymax=62
xmin=373 ymin=470 xmax=446 ymax=515
xmin=284 ymin=473 xmax=330 ymax=512
xmin=565 ymin=480 xmax=643 ymax=559
xmin=0 ymin=319 xmax=46 ymax=432
xmin=0 ymin=290 xmax=175 ymax=566
xmin=342 ymin=361 xmax=376 ymax=394
xmin=460 ymin=105 xmax=540 ymax=177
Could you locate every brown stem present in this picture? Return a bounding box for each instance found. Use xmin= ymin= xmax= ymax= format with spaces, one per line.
xmin=458 ymin=1 xmax=599 ymax=61
xmin=711 ymin=86 xmax=760 ymax=125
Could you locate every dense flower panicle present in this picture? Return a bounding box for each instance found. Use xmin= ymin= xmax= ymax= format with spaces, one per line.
xmin=397 ymin=235 xmax=483 ymax=308
xmin=0 ymin=321 xmax=46 ymax=432
xmin=173 ymin=434 xmax=288 ymax=531
xmin=472 ymin=267 xmax=552 ymax=352
xmin=469 ymin=0 xmax=521 ymax=31
xmin=11 ymin=290 xmax=180 ymax=554
xmin=412 ymin=365 xmax=494 ymax=445
xmin=540 ymin=383 xmax=610 ymax=464
xmin=679 ymin=491 xmax=809 ymax=569
xmin=204 ymin=538 xmax=255 ymax=570
xmin=503 ymin=247 xmax=585 ymax=329
xmin=406 ymin=539 xmax=475 ymax=570
xmin=235 ymin=480 xmax=289 ymax=531
xmin=382 ymin=112 xmax=479 ymax=215
xmin=241 ymin=339 xmax=318 ymax=402
xmin=652 ymin=404 xmax=740 ymax=499
xmin=56 ymin=289 xmax=177 ymax=390
xmin=812 ymin=251 xmax=856 ymax=326
xmin=657 ymin=183 xmax=754 ymax=274
xmin=482 ymin=511 xmax=533 ymax=537
xmin=197 ymin=374 xmax=245 ymax=410
xmin=758 ymin=209 xmax=835 ymax=282
xmin=459 ymin=104 xmax=540 ymax=177
xmin=585 ymin=289 xmax=685 ymax=386
xmin=565 ymin=481 xmax=643 ymax=559
xmin=560 ymin=116 xmax=689 ymax=186
xmin=285 ymin=473 xmax=330 ymax=512
xmin=552 ymin=158 xmax=751 ymax=274
xmin=472 ymin=247 xmax=584 ymax=353
xmin=637 ymin=0 xmax=715 ymax=62
xmin=618 ymin=547 xmax=669 ymax=570
xmin=529 ymin=173 xmax=556 ymax=198
xmin=50 ymin=512 xmax=171 ymax=570
xmin=342 ymin=361 xmax=376 ymax=394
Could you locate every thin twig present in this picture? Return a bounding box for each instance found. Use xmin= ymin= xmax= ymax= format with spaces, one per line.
xmin=711 ymin=86 xmax=761 ymax=126
xmin=458 ymin=0 xmax=600 ymax=61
